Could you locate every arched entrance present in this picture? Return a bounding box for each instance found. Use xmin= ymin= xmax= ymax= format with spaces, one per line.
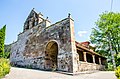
xmin=45 ymin=41 xmax=58 ymax=71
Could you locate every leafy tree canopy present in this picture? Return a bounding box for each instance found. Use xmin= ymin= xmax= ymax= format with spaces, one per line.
xmin=90 ymin=12 xmax=120 ymax=67
xmin=90 ymin=12 xmax=120 ymax=55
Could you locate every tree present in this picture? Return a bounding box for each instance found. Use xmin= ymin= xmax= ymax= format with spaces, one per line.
xmin=4 ymin=44 xmax=11 ymax=58
xmin=0 ymin=25 xmax=6 ymax=57
xmin=0 ymin=25 xmax=10 ymax=78
xmin=90 ymin=12 xmax=120 ymax=69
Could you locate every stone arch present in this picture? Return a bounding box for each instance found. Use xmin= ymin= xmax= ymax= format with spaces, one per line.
xmin=44 ymin=40 xmax=58 ymax=70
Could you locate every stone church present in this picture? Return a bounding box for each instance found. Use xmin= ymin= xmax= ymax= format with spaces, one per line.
xmin=10 ymin=9 xmax=106 ymax=74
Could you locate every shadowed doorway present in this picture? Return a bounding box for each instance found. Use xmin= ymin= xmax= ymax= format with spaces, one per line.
xmin=45 ymin=41 xmax=58 ymax=71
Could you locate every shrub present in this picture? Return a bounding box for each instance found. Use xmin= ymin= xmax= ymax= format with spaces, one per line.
xmin=0 ymin=58 xmax=10 ymax=78
xmin=4 ymin=52 xmax=10 ymax=59
xmin=115 ymin=53 xmax=120 ymax=67
xmin=107 ymin=63 xmax=114 ymax=71
xmin=115 ymin=66 xmax=120 ymax=79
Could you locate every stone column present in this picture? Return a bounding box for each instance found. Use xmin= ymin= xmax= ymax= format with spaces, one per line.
xmin=99 ymin=57 xmax=102 ymax=65
xmin=92 ymin=55 xmax=95 ymax=64
xmin=83 ymin=52 xmax=87 ymax=62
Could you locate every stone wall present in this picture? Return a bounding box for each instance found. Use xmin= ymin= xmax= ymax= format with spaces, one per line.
xmin=10 ymin=15 xmax=77 ymax=72
xmin=10 ymin=10 xmax=105 ymax=73
xmin=78 ymin=61 xmax=105 ymax=71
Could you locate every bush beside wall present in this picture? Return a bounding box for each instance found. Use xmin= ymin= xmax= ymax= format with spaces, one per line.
xmin=0 ymin=58 xmax=10 ymax=78
xmin=115 ymin=66 xmax=120 ymax=79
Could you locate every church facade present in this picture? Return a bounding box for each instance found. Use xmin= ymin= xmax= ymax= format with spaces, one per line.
xmin=10 ymin=9 xmax=106 ymax=74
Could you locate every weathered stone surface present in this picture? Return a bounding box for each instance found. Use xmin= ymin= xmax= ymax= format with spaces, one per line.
xmin=10 ymin=9 xmax=106 ymax=73
xmin=78 ymin=61 xmax=105 ymax=71
xmin=10 ymin=9 xmax=75 ymax=73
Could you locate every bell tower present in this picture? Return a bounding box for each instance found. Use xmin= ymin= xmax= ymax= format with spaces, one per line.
xmin=23 ymin=8 xmax=44 ymax=31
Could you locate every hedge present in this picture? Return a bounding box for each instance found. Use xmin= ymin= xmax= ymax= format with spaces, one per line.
xmin=0 ymin=58 xmax=10 ymax=78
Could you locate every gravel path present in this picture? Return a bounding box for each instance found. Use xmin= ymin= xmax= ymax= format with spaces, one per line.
xmin=3 ymin=67 xmax=117 ymax=79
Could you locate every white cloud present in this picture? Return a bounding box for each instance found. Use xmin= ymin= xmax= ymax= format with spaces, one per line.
xmin=78 ymin=31 xmax=87 ymax=37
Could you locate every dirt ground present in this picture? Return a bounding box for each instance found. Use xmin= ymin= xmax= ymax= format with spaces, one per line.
xmin=3 ymin=67 xmax=117 ymax=79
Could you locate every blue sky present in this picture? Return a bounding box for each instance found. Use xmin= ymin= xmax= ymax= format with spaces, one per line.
xmin=0 ymin=0 xmax=120 ymax=44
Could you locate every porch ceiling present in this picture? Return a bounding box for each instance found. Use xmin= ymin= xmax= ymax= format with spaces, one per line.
xmin=76 ymin=41 xmax=106 ymax=59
